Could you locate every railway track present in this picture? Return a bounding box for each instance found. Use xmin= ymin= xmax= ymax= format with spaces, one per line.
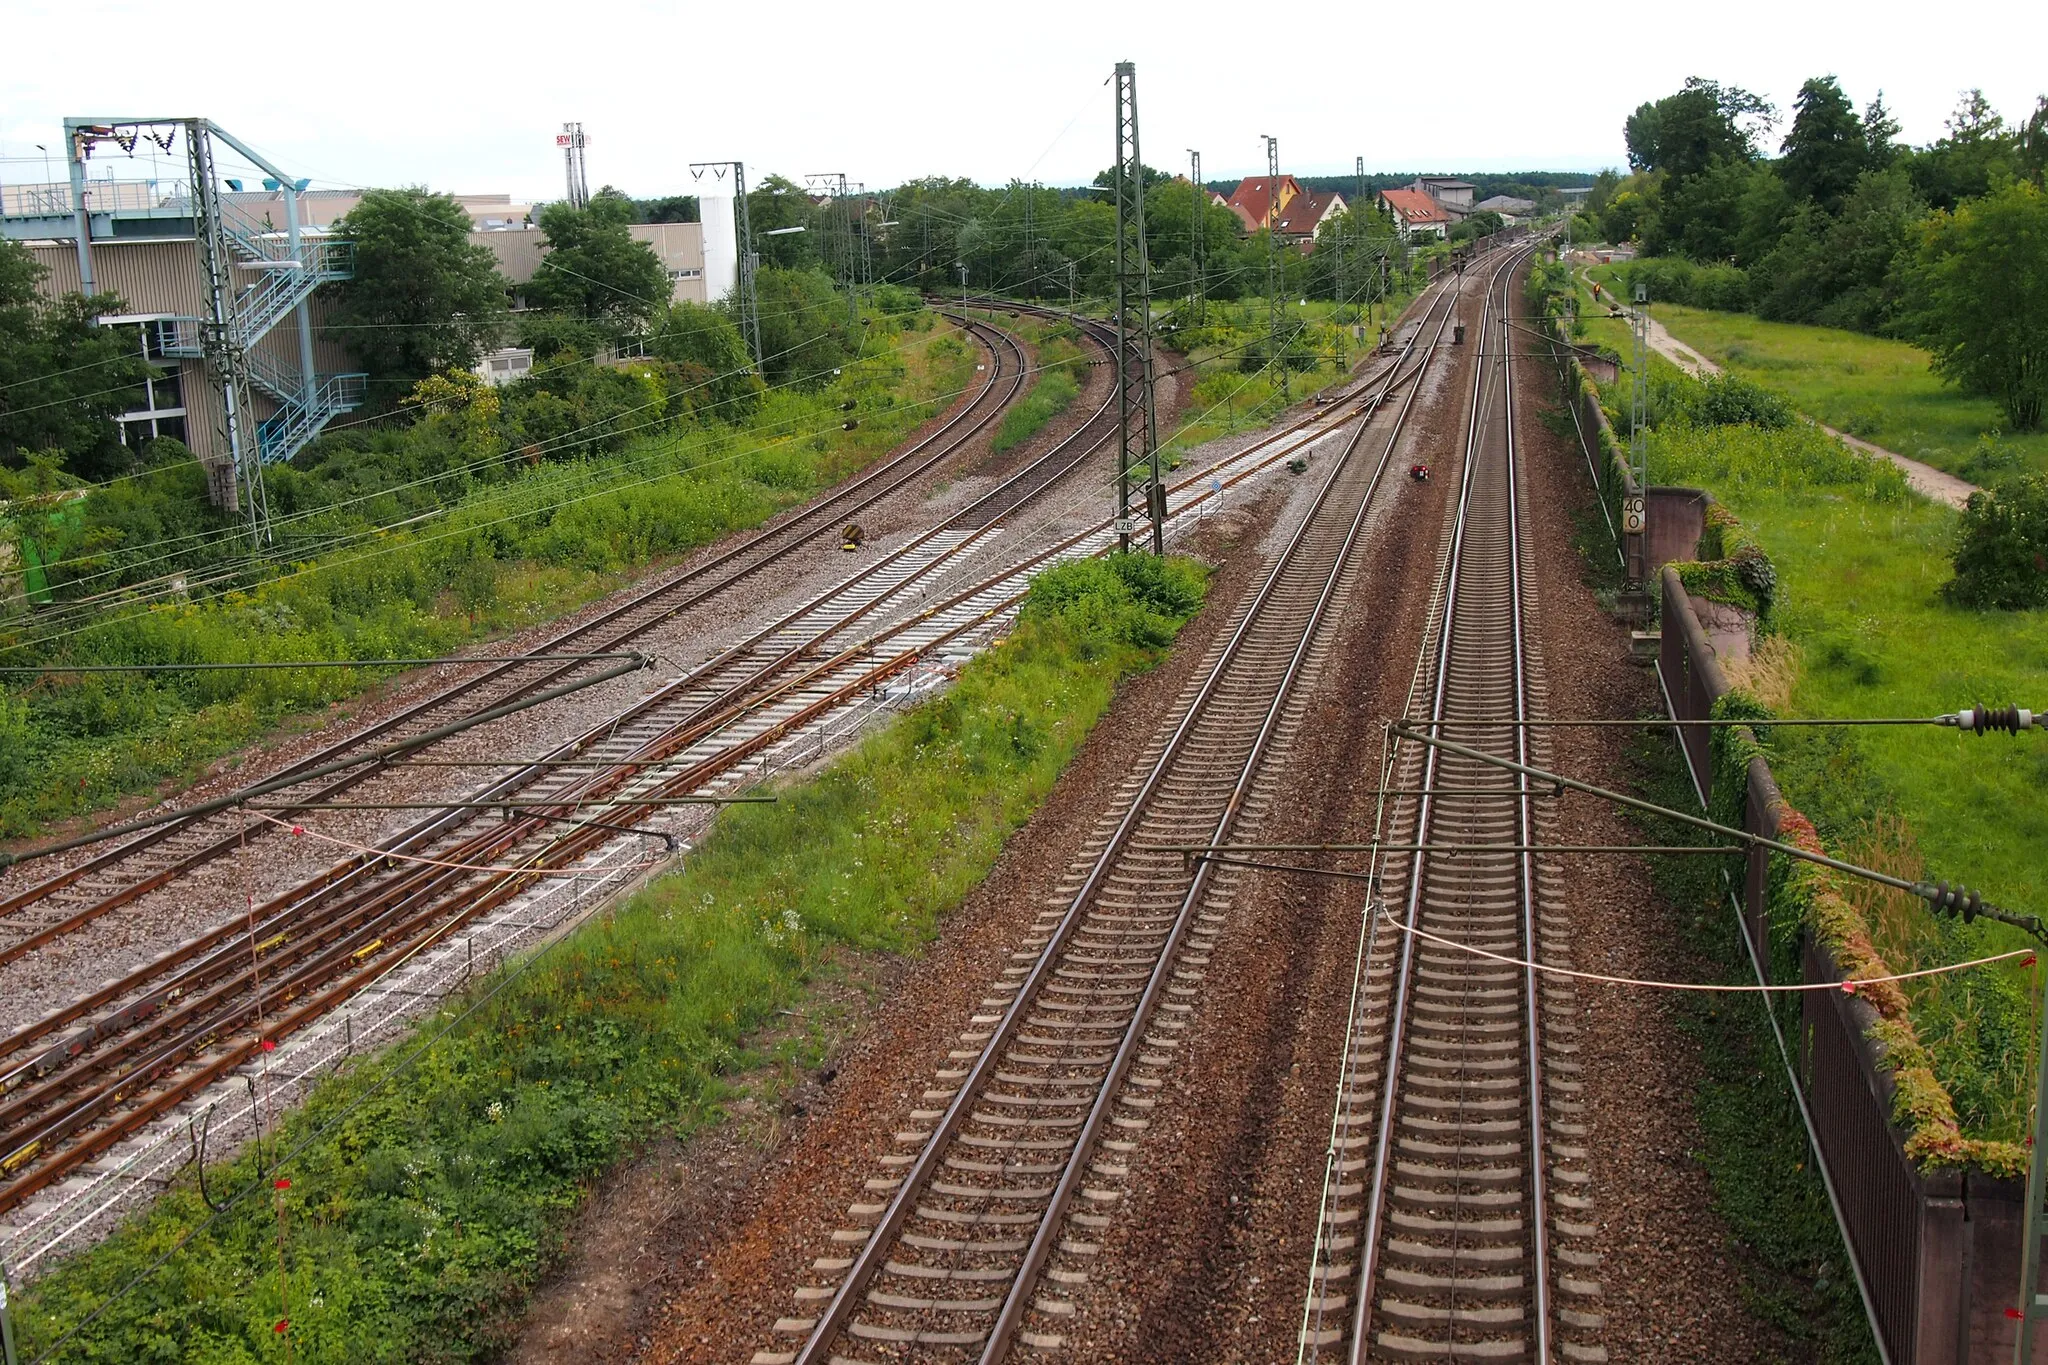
xmin=1296 ymin=237 xmax=1605 ymax=1363
xmin=753 ymin=270 xmax=1478 ymax=1365
xmin=0 ymin=313 xmax=1037 ymax=966
xmin=0 ymin=287 xmax=1447 ymax=1246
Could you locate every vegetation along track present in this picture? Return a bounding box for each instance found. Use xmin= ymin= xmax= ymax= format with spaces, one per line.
xmin=0 ymin=313 xmax=1037 ymax=965
xmin=0 ymin=288 xmax=1442 ymax=1237
xmin=1295 ymin=237 xmax=1607 ymax=1363
xmin=753 ymin=266 xmax=1480 ymax=1365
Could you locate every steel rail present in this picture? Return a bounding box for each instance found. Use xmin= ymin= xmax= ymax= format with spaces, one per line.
xmin=787 ymin=270 xmax=1470 ymax=1365
xmin=0 ymin=286 xmax=1450 ymax=1226
xmin=1346 ymin=238 xmax=1552 ymax=1363
xmin=0 ymin=315 xmax=1029 ymax=926
xmin=0 ymin=311 xmax=1253 ymax=1214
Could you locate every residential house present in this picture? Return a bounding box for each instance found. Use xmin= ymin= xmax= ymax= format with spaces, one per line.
xmin=1224 ymin=174 xmax=1305 ymax=233
xmin=1378 ymin=189 xmax=1451 ymax=240
xmin=1273 ymin=189 xmax=1347 ymax=250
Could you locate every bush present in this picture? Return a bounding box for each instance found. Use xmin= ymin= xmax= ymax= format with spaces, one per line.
xmin=1945 ymin=474 xmax=2048 ymax=610
xmin=872 ymin=284 xmax=922 ymax=315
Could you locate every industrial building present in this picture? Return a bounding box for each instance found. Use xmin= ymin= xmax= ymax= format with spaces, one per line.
xmin=0 ymin=118 xmax=712 ymax=530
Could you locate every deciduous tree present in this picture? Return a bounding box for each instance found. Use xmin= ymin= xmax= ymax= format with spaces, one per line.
xmin=523 ymin=190 xmax=669 ymax=331
xmin=1903 ymin=179 xmax=2048 ymax=430
xmin=326 ymin=188 xmax=509 ymax=396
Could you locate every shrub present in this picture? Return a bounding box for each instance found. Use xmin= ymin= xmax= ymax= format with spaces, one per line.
xmin=1944 ymin=474 xmax=2048 ymax=610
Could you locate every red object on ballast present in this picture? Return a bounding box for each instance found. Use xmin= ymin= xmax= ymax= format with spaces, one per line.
xmin=1409 ymin=463 xmax=1431 ymax=482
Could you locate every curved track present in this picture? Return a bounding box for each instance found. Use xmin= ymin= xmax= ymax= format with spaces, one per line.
xmin=1297 ymin=237 xmax=1606 ymax=1364
xmin=0 ymin=315 xmax=1033 ymax=965
xmin=0 ymin=290 xmax=1441 ymax=1232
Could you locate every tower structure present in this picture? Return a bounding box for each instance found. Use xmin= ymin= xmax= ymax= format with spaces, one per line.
xmin=1188 ymin=148 xmax=1204 ymax=321
xmin=1111 ymin=61 xmax=1162 ymax=555
xmin=5 ymin=118 xmax=365 ymax=543
xmin=559 ymin=123 xmax=590 ymax=209
xmin=691 ymin=160 xmax=763 ymax=371
xmin=1263 ymin=134 xmax=1286 ymax=398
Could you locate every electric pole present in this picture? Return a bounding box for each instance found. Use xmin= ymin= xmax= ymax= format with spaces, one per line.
xmin=808 ymin=172 xmax=858 ymax=330
xmin=1188 ymin=148 xmax=1204 ymax=322
xmin=1113 ymin=61 xmax=1163 ymax=555
xmin=1263 ymin=133 xmax=1286 ymax=399
xmin=559 ymin=123 xmax=590 ymax=209
xmin=690 ymin=161 xmax=762 ymax=372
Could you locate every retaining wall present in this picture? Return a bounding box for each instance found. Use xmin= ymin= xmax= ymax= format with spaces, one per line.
xmin=1659 ymin=566 xmax=2044 ymax=1364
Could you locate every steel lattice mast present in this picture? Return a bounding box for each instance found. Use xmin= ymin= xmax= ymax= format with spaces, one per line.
xmin=1111 ymin=61 xmax=1162 ymax=555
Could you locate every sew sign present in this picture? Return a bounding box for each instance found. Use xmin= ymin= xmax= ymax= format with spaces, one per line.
xmin=1621 ymin=495 xmax=1646 ymax=534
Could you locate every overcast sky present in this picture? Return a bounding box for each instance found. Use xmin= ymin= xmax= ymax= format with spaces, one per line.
xmin=3 ymin=0 xmax=2043 ymax=203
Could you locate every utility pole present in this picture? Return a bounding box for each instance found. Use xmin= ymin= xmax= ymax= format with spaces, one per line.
xmin=1113 ymin=61 xmax=1163 ymax=555
xmin=186 ymin=119 xmax=268 ymax=546
xmin=1263 ymin=133 xmax=1286 ymax=399
xmin=808 ymin=172 xmax=857 ymax=329
xmin=1188 ymin=149 xmax=1204 ymax=322
xmin=690 ymin=161 xmax=762 ymax=372
xmin=558 ymin=122 xmax=590 ymax=209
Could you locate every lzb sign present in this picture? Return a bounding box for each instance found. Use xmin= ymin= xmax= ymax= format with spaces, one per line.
xmin=1621 ymin=495 xmax=1646 ymax=534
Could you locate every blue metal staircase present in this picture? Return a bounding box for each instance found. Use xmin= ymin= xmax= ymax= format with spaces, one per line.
xmin=154 ymin=310 xmax=366 ymax=466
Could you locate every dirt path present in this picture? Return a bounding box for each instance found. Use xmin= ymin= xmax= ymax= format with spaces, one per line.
xmin=1634 ymin=308 xmax=1980 ymax=510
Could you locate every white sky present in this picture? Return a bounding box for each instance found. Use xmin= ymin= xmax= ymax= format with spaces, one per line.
xmin=2 ymin=0 xmax=2043 ymax=202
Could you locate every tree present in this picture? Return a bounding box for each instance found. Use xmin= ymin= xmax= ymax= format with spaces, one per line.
xmin=631 ymin=194 xmax=699 ymax=224
xmin=523 ymin=190 xmax=668 ymax=332
xmin=1780 ymin=76 xmax=1868 ymax=213
xmin=1903 ymin=180 xmax=2048 ymax=430
xmin=1627 ymin=78 xmax=1775 ymax=184
xmin=325 ymin=188 xmax=509 ymax=395
xmin=748 ymin=267 xmax=852 ymax=389
xmin=646 ymin=301 xmax=761 ymax=416
xmin=0 ymin=241 xmax=152 ymax=480
xmin=1863 ymin=91 xmax=1903 ymax=169
xmin=1907 ymin=89 xmax=2018 ymax=210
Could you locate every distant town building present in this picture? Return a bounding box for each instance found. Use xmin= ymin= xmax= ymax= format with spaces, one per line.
xmin=1408 ymin=177 xmax=1477 ymax=218
xmin=1473 ymin=194 xmax=1537 ymax=224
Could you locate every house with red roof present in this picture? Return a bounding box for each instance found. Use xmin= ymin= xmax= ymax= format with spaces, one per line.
xmin=1273 ymin=189 xmax=1347 ymax=249
xmin=1378 ymin=188 xmax=1451 ymax=240
xmin=1224 ymin=174 xmax=1305 ymax=233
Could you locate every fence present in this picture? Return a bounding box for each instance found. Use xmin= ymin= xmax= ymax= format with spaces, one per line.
xmin=1659 ymin=566 xmax=2043 ymax=1364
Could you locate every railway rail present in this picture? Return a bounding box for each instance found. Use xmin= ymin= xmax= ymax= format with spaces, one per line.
xmin=1296 ymin=236 xmax=1605 ymax=1363
xmin=754 ymin=266 xmax=1481 ymax=1365
xmin=0 ymin=285 xmax=1449 ymax=1254
xmin=0 ymin=313 xmax=1037 ymax=967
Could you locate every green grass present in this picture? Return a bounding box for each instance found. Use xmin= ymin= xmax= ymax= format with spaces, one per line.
xmin=0 ymin=320 xmax=978 ymax=840
xmin=1626 ymin=729 xmax=1879 ymax=1364
xmin=11 ymin=552 xmax=1207 ymax=1365
xmin=1648 ymin=418 xmax=2048 ymax=1142
xmin=1158 ymin=288 xmax=1420 ymax=459
xmin=1573 ymin=265 xmax=2046 ymax=481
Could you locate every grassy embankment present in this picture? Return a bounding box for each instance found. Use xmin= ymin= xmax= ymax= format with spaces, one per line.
xmin=1649 ymin=416 xmax=2048 ymax=1140
xmin=12 ymin=551 xmax=1207 ymax=1365
xmin=0 ymin=317 xmax=978 ymax=840
xmin=978 ymin=312 xmax=1090 ymax=455
xmin=1578 ymin=262 xmax=2048 ymax=481
xmin=1158 ymin=291 xmax=1419 ymax=459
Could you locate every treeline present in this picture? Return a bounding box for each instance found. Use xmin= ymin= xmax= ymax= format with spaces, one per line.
xmin=743 ymin=169 xmax=1408 ymax=315
xmin=1584 ymin=77 xmax=2048 ymax=429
